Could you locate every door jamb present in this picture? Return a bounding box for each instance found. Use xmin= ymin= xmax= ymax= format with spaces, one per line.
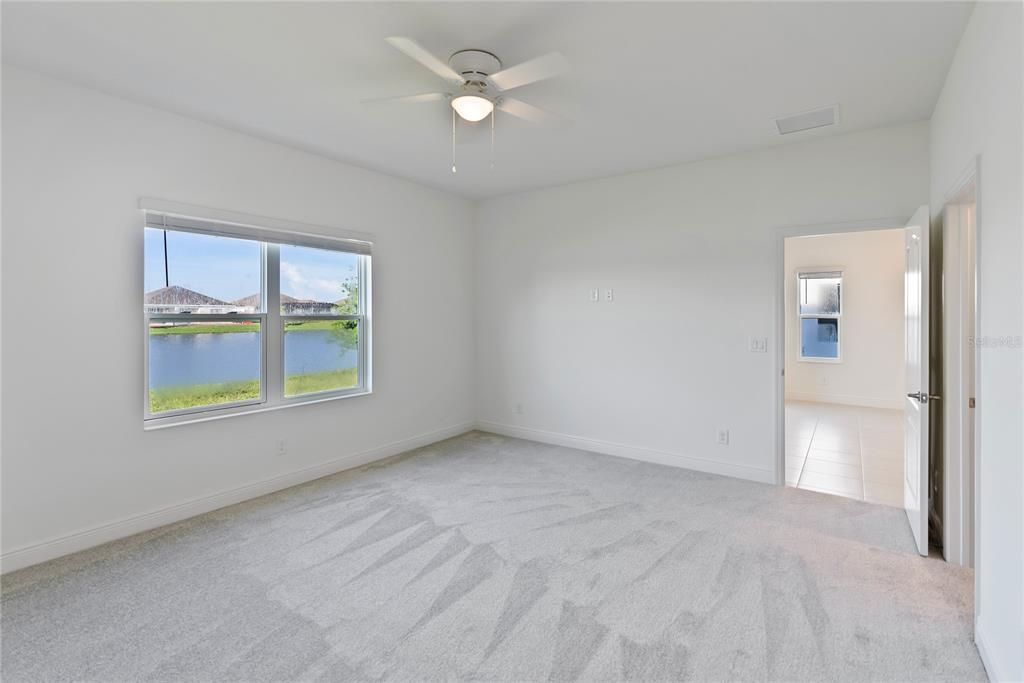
xmin=939 ymin=156 xmax=981 ymax=593
xmin=772 ymin=217 xmax=909 ymax=488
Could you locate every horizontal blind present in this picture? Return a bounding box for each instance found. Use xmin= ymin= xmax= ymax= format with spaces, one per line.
xmin=141 ymin=202 xmax=372 ymax=255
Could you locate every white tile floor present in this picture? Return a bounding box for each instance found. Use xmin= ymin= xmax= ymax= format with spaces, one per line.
xmin=785 ymin=400 xmax=904 ymax=507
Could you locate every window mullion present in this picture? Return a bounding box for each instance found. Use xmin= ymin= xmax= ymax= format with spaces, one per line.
xmin=266 ymin=243 xmax=283 ymax=403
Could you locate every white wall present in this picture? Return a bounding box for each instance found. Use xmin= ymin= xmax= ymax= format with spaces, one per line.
xmin=476 ymin=122 xmax=929 ymax=483
xmin=0 ymin=66 xmax=477 ymax=569
xmin=929 ymin=3 xmax=1024 ymax=680
xmin=784 ymin=230 xmax=905 ymax=409
xmin=3 ymin=17 xmax=1019 ymax=676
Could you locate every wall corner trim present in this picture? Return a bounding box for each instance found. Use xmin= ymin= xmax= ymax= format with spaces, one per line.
xmin=0 ymin=421 xmax=475 ymax=575
xmin=975 ymin=616 xmax=1020 ymax=683
xmin=475 ymin=421 xmax=775 ymax=484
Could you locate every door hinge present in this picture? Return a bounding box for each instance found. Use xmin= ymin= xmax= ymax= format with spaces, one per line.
xmin=969 ymin=397 xmax=976 ymax=408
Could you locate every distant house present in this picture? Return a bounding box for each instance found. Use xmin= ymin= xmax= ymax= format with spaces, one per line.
xmin=145 ymin=286 xmax=245 ymax=314
xmin=145 ymin=286 xmax=339 ymax=315
xmin=281 ymin=294 xmax=337 ymax=315
xmin=234 ymin=293 xmax=337 ymax=315
xmin=231 ymin=293 xmax=262 ymax=312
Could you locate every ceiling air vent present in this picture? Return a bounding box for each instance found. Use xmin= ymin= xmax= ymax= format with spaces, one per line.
xmin=775 ymin=105 xmax=839 ymax=135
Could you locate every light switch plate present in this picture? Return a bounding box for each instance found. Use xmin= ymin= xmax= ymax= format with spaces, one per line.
xmin=749 ymin=336 xmax=768 ymax=353
xmin=605 ymin=288 xmax=614 ymax=301
xmin=590 ymin=288 xmax=600 ymax=302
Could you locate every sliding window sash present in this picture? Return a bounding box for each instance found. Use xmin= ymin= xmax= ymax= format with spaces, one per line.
xmin=143 ymin=314 xmax=268 ymax=420
xmin=279 ymin=315 xmax=367 ymax=398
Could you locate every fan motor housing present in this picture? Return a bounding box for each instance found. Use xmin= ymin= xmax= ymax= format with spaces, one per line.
xmin=448 ymin=49 xmax=502 ymax=81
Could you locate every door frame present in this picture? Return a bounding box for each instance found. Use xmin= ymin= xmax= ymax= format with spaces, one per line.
xmin=772 ymin=216 xmax=909 ymax=488
xmin=940 ymin=156 xmax=981 ymax=575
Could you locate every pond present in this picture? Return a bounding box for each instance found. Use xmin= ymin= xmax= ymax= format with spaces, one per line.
xmin=148 ymin=329 xmax=357 ymax=388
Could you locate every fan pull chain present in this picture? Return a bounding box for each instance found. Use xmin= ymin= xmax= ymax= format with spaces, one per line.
xmin=451 ymin=108 xmax=457 ymax=174
xmin=490 ymin=108 xmax=495 ymax=169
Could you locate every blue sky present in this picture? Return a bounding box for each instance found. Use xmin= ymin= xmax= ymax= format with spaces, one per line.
xmin=144 ymin=229 xmax=357 ymax=304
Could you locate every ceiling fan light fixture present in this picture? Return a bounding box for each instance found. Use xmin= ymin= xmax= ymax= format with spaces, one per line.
xmin=451 ymin=94 xmax=493 ymax=122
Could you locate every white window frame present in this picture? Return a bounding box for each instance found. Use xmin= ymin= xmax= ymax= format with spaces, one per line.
xmin=273 ymin=245 xmax=371 ymax=404
xmin=142 ymin=199 xmax=373 ymax=429
xmin=797 ymin=269 xmax=842 ymax=364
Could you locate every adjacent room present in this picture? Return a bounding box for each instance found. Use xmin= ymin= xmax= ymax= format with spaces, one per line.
xmin=2 ymin=2 xmax=1021 ymax=682
xmin=783 ymin=229 xmax=907 ymax=506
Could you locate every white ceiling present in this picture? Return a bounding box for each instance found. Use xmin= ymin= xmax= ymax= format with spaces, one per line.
xmin=2 ymin=2 xmax=972 ymax=198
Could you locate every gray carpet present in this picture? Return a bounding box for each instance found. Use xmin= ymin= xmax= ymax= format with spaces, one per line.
xmin=2 ymin=431 xmax=985 ymax=682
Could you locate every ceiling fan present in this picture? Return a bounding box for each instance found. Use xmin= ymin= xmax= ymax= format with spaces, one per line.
xmin=369 ymin=37 xmax=569 ymax=172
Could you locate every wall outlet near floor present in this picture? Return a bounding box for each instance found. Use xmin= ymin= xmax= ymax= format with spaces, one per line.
xmin=717 ymin=429 xmax=730 ymax=445
xmin=277 ymin=440 xmax=287 ymax=457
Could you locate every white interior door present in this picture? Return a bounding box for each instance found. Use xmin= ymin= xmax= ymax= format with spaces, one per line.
xmin=904 ymin=205 xmax=930 ymax=556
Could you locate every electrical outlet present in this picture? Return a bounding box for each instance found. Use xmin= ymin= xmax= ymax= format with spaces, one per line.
xmin=277 ymin=440 xmax=287 ymax=457
xmin=717 ymin=429 xmax=729 ymax=446
xmin=590 ymin=288 xmax=600 ymax=302
xmin=605 ymin=288 xmax=614 ymax=302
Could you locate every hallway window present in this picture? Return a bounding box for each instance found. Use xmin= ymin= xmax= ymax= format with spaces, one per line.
xmin=798 ymin=271 xmax=841 ymax=360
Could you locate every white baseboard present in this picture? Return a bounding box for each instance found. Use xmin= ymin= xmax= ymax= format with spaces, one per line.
xmin=785 ymin=391 xmax=903 ymax=411
xmin=0 ymin=422 xmax=475 ymax=574
xmin=975 ymin=616 xmax=1019 ymax=683
xmin=476 ymin=421 xmax=775 ymax=484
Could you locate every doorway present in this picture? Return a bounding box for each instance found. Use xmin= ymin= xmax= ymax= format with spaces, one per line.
xmin=781 ymin=229 xmax=907 ymax=505
xmin=942 ymin=168 xmax=978 ymax=569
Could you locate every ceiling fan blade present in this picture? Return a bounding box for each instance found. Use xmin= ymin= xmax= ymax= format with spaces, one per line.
xmin=385 ymin=37 xmax=465 ymax=86
xmin=363 ymin=92 xmax=448 ymax=105
xmin=497 ymin=97 xmax=559 ymax=125
xmin=488 ymin=52 xmax=568 ymax=92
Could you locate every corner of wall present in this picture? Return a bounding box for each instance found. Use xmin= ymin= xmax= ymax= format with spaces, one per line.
xmin=469 ymin=197 xmax=484 ymax=424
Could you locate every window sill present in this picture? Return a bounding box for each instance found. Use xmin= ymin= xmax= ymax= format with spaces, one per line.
xmin=143 ymin=389 xmax=372 ymax=430
xmin=797 ymin=357 xmax=843 ymax=364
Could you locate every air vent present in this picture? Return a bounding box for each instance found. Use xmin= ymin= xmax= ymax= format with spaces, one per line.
xmin=775 ymin=105 xmax=839 ymax=135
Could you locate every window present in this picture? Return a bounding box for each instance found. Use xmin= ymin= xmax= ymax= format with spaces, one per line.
xmin=144 ymin=208 xmax=371 ymax=424
xmin=798 ymin=271 xmax=841 ymax=361
xmin=280 ymin=245 xmax=362 ymax=398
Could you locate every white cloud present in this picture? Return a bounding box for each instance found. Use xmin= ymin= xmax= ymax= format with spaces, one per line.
xmin=280 ymin=261 xmax=350 ymax=302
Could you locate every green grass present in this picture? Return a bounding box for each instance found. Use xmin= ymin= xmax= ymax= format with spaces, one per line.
xmin=283 ymin=320 xmax=353 ymax=332
xmin=149 ymin=320 xmax=352 ymax=336
xmin=149 ymin=323 xmax=260 ymax=336
xmin=150 ymin=368 xmax=359 ymax=413
xmin=284 ymin=367 xmax=359 ymax=397
xmin=150 ymin=379 xmax=261 ymax=412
